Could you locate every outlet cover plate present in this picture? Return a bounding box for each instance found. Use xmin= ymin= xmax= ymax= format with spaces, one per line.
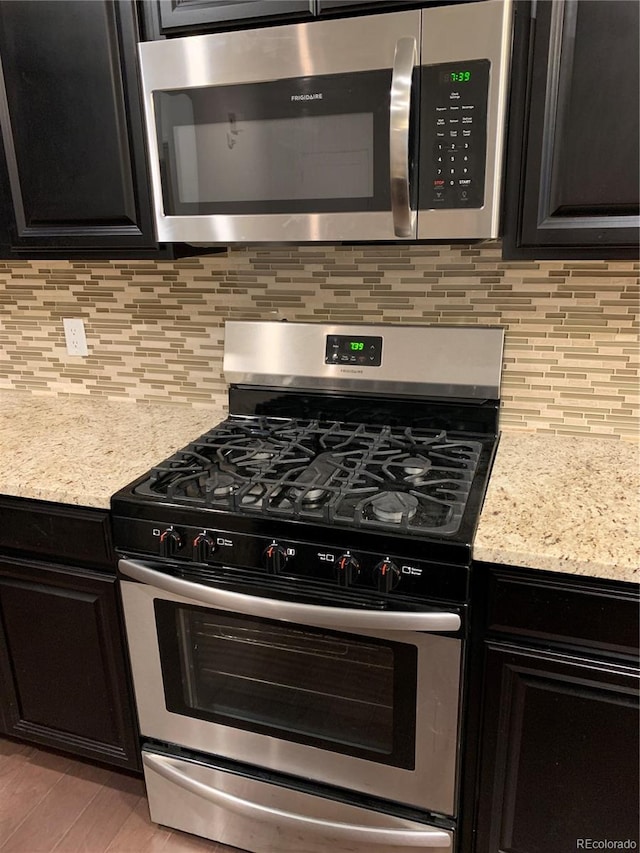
xmin=63 ymin=318 xmax=89 ymax=357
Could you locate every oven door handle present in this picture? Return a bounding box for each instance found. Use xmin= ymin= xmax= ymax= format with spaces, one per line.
xmin=119 ymin=559 xmax=461 ymax=632
xmin=144 ymin=752 xmax=452 ymax=848
xmin=390 ymin=36 xmax=417 ymax=238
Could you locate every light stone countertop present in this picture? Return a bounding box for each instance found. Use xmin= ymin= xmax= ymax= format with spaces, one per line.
xmin=0 ymin=390 xmax=226 ymax=509
xmin=0 ymin=391 xmax=638 ymax=583
xmin=474 ymin=433 xmax=639 ymax=584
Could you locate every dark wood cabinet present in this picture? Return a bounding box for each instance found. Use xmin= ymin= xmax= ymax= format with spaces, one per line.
xmin=0 ymin=498 xmax=114 ymax=571
xmin=503 ymin=0 xmax=640 ymax=259
xmin=0 ymin=498 xmax=140 ymax=772
xmin=0 ymin=559 xmax=140 ymax=771
xmin=470 ymin=564 xmax=640 ymax=853
xmin=476 ymin=645 xmax=638 ymax=852
xmin=0 ymin=0 xmax=180 ymax=260
xmin=141 ymin=0 xmax=314 ymax=38
xmin=139 ymin=0 xmax=426 ymax=39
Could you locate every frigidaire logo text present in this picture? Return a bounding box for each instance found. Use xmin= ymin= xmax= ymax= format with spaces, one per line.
xmin=291 ymin=93 xmax=323 ymax=101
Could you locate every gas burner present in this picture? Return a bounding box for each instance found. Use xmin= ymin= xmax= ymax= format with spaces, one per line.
xmin=239 ymin=484 xmax=265 ymax=507
xmin=296 ymin=486 xmax=328 ymax=505
xmin=370 ymin=492 xmax=419 ymax=524
xmin=220 ymin=440 xmax=280 ymax=471
xmin=401 ymin=456 xmax=432 ymax=479
xmin=205 ymin=472 xmax=237 ymax=497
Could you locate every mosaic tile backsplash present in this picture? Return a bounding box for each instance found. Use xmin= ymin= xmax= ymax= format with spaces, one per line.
xmin=0 ymin=242 xmax=638 ymax=439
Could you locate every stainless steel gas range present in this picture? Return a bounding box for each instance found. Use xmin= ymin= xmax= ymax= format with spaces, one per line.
xmin=112 ymin=321 xmax=504 ymax=853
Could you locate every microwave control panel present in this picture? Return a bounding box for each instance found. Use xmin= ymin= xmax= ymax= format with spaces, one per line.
xmin=421 ymin=59 xmax=490 ymax=209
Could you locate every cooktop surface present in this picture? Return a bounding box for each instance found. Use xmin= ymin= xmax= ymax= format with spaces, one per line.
xmin=134 ymin=416 xmax=484 ymax=537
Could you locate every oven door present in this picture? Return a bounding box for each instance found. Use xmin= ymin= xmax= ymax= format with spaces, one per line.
xmin=119 ymin=559 xmax=462 ymax=817
xmin=138 ymin=10 xmax=420 ymax=243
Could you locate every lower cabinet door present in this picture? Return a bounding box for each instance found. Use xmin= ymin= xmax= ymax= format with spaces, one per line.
xmin=475 ymin=643 xmax=639 ymax=853
xmin=0 ymin=559 xmax=140 ymax=771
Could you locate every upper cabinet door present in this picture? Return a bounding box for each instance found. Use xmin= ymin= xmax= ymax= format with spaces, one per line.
xmin=141 ymin=0 xmax=314 ymax=39
xmin=503 ymin=0 xmax=640 ymax=259
xmin=0 ymin=0 xmax=163 ymax=257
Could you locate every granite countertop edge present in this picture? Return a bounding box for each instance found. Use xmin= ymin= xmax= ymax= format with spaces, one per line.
xmin=472 ymin=544 xmax=639 ymax=584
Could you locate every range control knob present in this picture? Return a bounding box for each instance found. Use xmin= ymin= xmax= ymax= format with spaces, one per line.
xmin=263 ymin=542 xmax=289 ymax=575
xmin=335 ymin=553 xmax=360 ymax=587
xmin=193 ymin=532 xmax=218 ymax=563
xmin=373 ymin=558 xmax=401 ymax=593
xmin=159 ymin=526 xmax=183 ymax=558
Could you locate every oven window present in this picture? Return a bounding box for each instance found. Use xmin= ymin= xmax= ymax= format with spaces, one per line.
xmin=155 ymin=602 xmax=417 ymax=769
xmin=153 ymin=70 xmax=397 ymax=216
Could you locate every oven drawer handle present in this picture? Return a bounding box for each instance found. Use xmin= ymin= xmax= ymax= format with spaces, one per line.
xmin=144 ymin=752 xmax=452 ymax=848
xmin=390 ymin=36 xmax=417 ymax=238
xmin=119 ymin=559 xmax=461 ymax=632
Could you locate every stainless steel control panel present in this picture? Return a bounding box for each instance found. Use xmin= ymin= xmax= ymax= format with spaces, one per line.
xmin=224 ymin=320 xmax=505 ymax=399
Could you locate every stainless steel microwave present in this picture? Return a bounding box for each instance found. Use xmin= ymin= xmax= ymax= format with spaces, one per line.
xmin=138 ymin=0 xmax=513 ymax=244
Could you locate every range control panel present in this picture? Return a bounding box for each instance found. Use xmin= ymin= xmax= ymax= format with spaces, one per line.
xmin=325 ymin=334 xmax=383 ymax=367
xmin=113 ymin=518 xmax=468 ymax=602
xmin=421 ymin=59 xmax=490 ymax=209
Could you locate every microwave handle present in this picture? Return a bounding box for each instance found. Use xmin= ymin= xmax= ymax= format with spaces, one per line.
xmin=390 ymin=37 xmax=417 ymax=238
xmin=144 ymin=752 xmax=452 ymax=848
xmin=119 ymin=558 xmax=461 ymax=633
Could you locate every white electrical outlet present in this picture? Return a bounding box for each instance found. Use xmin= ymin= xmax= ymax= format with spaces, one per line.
xmin=63 ymin=318 xmax=89 ymax=357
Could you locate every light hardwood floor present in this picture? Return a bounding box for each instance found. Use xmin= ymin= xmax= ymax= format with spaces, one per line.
xmin=0 ymin=737 xmax=245 ymax=852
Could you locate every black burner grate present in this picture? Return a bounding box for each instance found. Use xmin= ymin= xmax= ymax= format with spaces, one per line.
xmin=135 ymin=416 xmax=483 ymax=536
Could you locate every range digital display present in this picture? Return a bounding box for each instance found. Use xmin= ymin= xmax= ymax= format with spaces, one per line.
xmin=325 ymin=335 xmax=383 ymax=366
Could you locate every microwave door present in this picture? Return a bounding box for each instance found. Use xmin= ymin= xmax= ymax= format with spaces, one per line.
xmin=138 ymin=11 xmax=421 ymax=243
xmin=152 ymin=73 xmax=393 ymax=236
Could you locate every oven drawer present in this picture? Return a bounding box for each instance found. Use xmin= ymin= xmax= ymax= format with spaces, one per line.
xmin=142 ymin=748 xmax=455 ymax=853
